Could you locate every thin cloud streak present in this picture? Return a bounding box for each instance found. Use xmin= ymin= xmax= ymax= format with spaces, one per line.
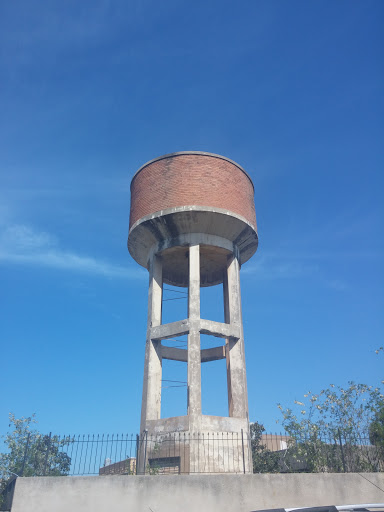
xmin=242 ymin=254 xmax=320 ymax=280
xmin=242 ymin=252 xmax=353 ymax=291
xmin=0 ymin=223 xmax=143 ymax=280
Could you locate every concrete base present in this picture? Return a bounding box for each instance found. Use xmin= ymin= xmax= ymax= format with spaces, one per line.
xmin=137 ymin=423 xmax=252 ymax=474
xmin=11 ymin=473 xmax=384 ymax=512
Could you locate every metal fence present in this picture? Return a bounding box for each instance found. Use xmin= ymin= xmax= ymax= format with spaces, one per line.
xmin=255 ymin=431 xmax=384 ymax=474
xmin=1 ymin=429 xmax=383 ymax=478
xmin=1 ymin=429 xmax=383 ymax=510
xmin=1 ymin=431 xmax=250 ymax=477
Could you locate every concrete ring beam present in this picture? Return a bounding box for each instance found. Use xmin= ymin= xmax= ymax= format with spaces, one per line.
xmin=128 ymin=207 xmax=258 ymax=285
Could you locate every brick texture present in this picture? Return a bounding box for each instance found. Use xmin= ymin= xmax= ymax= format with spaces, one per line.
xmin=129 ymin=154 xmax=256 ymax=229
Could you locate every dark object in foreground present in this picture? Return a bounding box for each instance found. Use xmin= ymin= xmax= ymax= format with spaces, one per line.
xmin=251 ymin=505 xmax=384 ymax=512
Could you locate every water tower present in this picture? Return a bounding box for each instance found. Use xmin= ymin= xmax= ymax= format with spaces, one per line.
xmin=128 ymin=151 xmax=258 ymax=473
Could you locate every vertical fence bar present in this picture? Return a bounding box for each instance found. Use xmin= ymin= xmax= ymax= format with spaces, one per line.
xmin=126 ymin=435 xmax=130 ymax=473
xmin=241 ymin=429 xmax=246 ymax=474
xmin=119 ymin=434 xmax=123 ymax=470
xmin=338 ymin=429 xmax=347 ymax=473
xmin=200 ymin=432 xmax=207 ymax=473
xmin=78 ymin=435 xmax=85 ymax=475
xmin=73 ymin=435 xmax=79 ymax=475
xmin=248 ymin=431 xmax=252 ymax=474
xmin=221 ymin=432 xmax=224 ymax=473
xmin=182 ymin=432 xmax=185 ymax=474
xmin=127 ymin=434 xmax=131 ymax=473
xmin=195 ymin=432 xmax=197 ymax=475
xmin=83 ymin=435 xmax=89 ymax=475
xmin=114 ymin=434 xmax=118 ymax=468
xmin=88 ymin=435 xmax=94 ymax=475
xmin=43 ymin=432 xmax=52 ymax=476
xmin=93 ymin=434 xmax=99 ymax=475
xmin=110 ymin=434 xmax=115 ymax=468
xmin=143 ymin=431 xmax=148 ymax=475
xmin=190 ymin=432 xmax=193 ymax=475
xmin=98 ymin=434 xmax=105 ymax=474
xmin=67 ymin=435 xmax=74 ymax=475
xmin=104 ymin=434 xmax=110 ymax=472
xmin=207 ymin=433 xmax=210 ymax=474
xmin=173 ymin=433 xmax=176 ymax=473
xmin=20 ymin=433 xmax=31 ymax=477
xmin=135 ymin=435 xmax=139 ymax=475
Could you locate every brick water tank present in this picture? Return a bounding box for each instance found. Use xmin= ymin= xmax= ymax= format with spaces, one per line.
xmin=128 ymin=151 xmax=258 ymax=474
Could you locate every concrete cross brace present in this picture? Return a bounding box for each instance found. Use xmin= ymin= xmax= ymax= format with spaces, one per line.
xmin=151 ymin=319 xmax=190 ymax=341
xmin=161 ymin=345 xmax=226 ymax=363
xmin=200 ymin=346 xmax=226 ymax=362
xmin=150 ymin=318 xmax=240 ymax=341
xmin=199 ymin=319 xmax=240 ymax=339
xmin=161 ymin=346 xmax=188 ymax=362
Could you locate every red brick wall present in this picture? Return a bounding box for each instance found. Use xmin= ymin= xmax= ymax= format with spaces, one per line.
xmin=129 ymin=154 xmax=256 ymax=229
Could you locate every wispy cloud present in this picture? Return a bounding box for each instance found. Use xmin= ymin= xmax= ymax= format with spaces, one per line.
xmin=242 ymin=253 xmax=320 ymax=280
xmin=242 ymin=248 xmax=356 ymax=291
xmin=325 ymin=279 xmax=348 ymax=291
xmin=0 ymin=223 xmax=143 ymax=280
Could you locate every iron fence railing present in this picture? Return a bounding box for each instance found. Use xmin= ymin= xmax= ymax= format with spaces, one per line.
xmin=0 ymin=431 xmax=250 ymax=478
xmin=254 ymin=431 xmax=384 ymax=474
xmin=2 ymin=428 xmax=383 ymax=510
xmin=0 ymin=429 xmax=382 ymax=489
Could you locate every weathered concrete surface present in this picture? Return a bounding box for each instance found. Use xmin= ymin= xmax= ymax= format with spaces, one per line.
xmin=140 ymin=254 xmax=163 ymax=436
xmin=12 ymin=473 xmax=384 ymax=512
xmin=161 ymin=344 xmax=226 ymax=363
xmin=128 ymin=209 xmax=258 ymax=279
xmin=188 ymin=243 xmax=202 ymax=433
xmin=144 ymin=414 xmax=248 ymax=434
xmin=224 ymin=253 xmax=248 ymax=420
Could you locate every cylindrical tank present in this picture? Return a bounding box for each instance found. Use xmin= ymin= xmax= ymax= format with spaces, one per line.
xmin=128 ymin=151 xmax=258 ymax=286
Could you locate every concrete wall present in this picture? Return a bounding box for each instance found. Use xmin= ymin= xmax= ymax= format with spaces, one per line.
xmin=11 ymin=473 xmax=384 ymax=512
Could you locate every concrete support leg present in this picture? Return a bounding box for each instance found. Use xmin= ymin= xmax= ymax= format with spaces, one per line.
xmin=140 ymin=254 xmax=163 ymax=434
xmin=187 ymin=244 xmax=201 ymax=428
xmin=224 ymin=254 xmax=248 ymax=419
xmin=223 ymin=270 xmax=233 ymax=416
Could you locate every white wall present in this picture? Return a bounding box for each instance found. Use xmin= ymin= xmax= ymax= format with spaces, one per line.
xmin=11 ymin=473 xmax=384 ymax=512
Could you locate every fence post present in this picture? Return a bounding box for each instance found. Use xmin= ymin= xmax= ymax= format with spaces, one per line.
xmin=143 ymin=431 xmax=148 ymax=475
xmin=241 ymin=429 xmax=246 ymax=474
xmin=135 ymin=434 xmax=139 ymax=475
xmin=338 ymin=429 xmax=347 ymax=473
xmin=1 ymin=475 xmax=17 ymax=511
xmin=20 ymin=433 xmax=31 ymax=477
xmin=43 ymin=433 xmax=52 ymax=476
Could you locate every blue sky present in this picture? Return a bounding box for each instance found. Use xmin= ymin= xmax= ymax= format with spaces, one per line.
xmin=1 ymin=0 xmax=383 ymax=438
